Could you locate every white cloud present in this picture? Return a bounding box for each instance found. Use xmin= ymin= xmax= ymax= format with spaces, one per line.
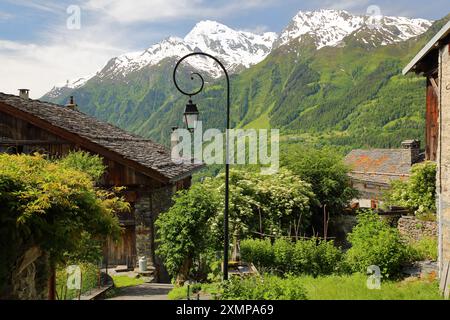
xmin=0 ymin=11 xmax=14 ymax=20
xmin=4 ymin=0 xmax=64 ymax=14
xmin=319 ymin=0 xmax=370 ymax=11
xmin=0 ymin=0 xmax=280 ymax=98
xmin=0 ymin=36 xmax=124 ymax=98
xmin=242 ymin=25 xmax=271 ymax=34
xmin=83 ymin=0 xmax=277 ymax=24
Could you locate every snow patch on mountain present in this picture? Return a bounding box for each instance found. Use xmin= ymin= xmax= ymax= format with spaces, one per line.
xmin=183 ymin=20 xmax=277 ymax=76
xmin=44 ymin=10 xmax=432 ymax=97
xmin=98 ymin=20 xmax=277 ymax=79
xmin=276 ymin=9 xmax=432 ymax=49
xmin=45 ymin=74 xmax=94 ymax=99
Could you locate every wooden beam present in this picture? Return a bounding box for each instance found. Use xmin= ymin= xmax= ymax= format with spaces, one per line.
xmin=430 ymin=77 xmax=440 ymax=98
xmin=0 ymin=139 xmax=68 ymax=145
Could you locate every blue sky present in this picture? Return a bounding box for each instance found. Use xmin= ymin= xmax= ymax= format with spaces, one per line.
xmin=0 ymin=0 xmax=449 ymax=98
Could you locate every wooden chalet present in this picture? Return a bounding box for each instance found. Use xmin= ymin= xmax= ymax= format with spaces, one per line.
xmin=0 ymin=92 xmax=202 ymax=282
xmin=403 ymin=20 xmax=450 ymax=283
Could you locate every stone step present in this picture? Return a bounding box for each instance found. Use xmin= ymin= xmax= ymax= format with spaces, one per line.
xmin=115 ymin=265 xmax=133 ymax=273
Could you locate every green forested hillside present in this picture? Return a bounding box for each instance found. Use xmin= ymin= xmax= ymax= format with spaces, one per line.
xmin=44 ymin=16 xmax=450 ymax=149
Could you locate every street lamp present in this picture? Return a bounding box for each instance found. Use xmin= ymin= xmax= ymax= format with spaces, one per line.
xmin=183 ymin=99 xmax=200 ymax=132
xmin=173 ymin=52 xmax=231 ymax=281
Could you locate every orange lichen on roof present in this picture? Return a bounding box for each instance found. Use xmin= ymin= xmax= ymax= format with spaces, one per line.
xmin=349 ymin=154 xmax=390 ymax=172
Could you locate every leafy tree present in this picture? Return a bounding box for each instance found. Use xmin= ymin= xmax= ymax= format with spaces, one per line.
xmin=156 ymin=168 xmax=316 ymax=283
xmin=206 ymin=169 xmax=317 ymax=240
xmin=0 ymin=153 xmax=127 ymax=299
xmin=155 ymin=184 xmax=220 ymax=285
xmin=385 ymin=161 xmax=436 ymax=217
xmin=281 ymin=145 xmax=357 ymax=219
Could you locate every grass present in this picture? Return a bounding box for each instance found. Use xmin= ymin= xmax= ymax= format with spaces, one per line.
xmin=56 ymin=262 xmax=100 ymax=300
xmin=168 ymin=283 xmax=221 ymax=300
xmin=111 ymin=275 xmax=145 ymax=288
xmin=298 ymin=273 xmax=442 ymax=300
xmin=103 ymin=275 xmax=146 ymax=299
xmin=168 ymin=273 xmax=442 ymax=300
xmin=407 ymin=237 xmax=438 ymax=261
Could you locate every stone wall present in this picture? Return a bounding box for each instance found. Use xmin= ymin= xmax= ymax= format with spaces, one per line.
xmin=437 ymin=42 xmax=450 ymax=273
xmin=1 ymin=246 xmax=49 ymax=300
xmin=134 ymin=184 xmax=176 ymax=282
xmin=397 ymin=216 xmax=438 ymax=242
xmin=135 ymin=191 xmax=152 ymax=263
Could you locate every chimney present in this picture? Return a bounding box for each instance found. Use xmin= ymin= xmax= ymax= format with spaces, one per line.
xmin=65 ymin=96 xmax=77 ymax=110
xmin=401 ymin=140 xmax=420 ymax=165
xmin=18 ymin=89 xmax=30 ymax=99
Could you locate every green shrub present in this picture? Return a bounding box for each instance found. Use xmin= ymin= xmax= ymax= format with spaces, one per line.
xmin=407 ymin=237 xmax=438 ymax=261
xmin=0 ymin=153 xmax=124 ymax=298
xmin=221 ymin=275 xmax=308 ymax=300
xmin=345 ymin=211 xmax=408 ymax=278
xmin=294 ymin=238 xmax=343 ymax=276
xmin=240 ymin=238 xmax=274 ymax=270
xmin=273 ymin=238 xmax=294 ymax=272
xmin=241 ymin=238 xmax=342 ymax=276
xmin=386 ymin=161 xmax=436 ymax=216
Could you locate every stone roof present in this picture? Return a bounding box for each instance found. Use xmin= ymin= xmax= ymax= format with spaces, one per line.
xmin=0 ymin=92 xmax=202 ymax=182
xmin=344 ymin=148 xmax=415 ymax=185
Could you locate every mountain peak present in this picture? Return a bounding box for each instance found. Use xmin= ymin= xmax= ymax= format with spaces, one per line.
xmin=44 ymin=9 xmax=432 ymax=97
xmin=92 ymin=20 xmax=277 ymax=80
xmin=275 ymin=9 xmax=432 ymax=49
xmin=189 ymin=20 xmax=230 ymax=32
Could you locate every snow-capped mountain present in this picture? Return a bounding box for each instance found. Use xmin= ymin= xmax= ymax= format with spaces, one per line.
xmin=44 ymin=10 xmax=432 ymax=98
xmin=45 ymin=20 xmax=276 ymax=97
xmin=275 ymin=9 xmax=432 ymax=49
xmin=184 ymin=21 xmax=277 ymax=74
xmin=98 ymin=20 xmax=277 ymax=79
xmin=45 ymin=75 xmax=93 ymax=99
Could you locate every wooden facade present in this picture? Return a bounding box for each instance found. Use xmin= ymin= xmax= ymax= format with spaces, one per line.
xmin=403 ymin=20 xmax=450 ymax=280
xmin=426 ymin=76 xmax=439 ymax=161
xmin=0 ymin=97 xmax=197 ymax=275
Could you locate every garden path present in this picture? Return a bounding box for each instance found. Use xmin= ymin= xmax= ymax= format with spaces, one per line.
xmin=107 ymin=283 xmax=173 ymax=300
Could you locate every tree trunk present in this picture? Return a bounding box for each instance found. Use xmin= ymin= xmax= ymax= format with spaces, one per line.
xmin=176 ymin=256 xmax=192 ymax=286
xmin=47 ymin=265 xmax=56 ymax=300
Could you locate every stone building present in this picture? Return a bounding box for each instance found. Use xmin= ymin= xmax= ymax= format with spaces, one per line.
xmin=403 ymin=20 xmax=450 ymax=276
xmin=0 ymin=92 xmax=202 ymax=284
xmin=344 ymin=140 xmax=423 ymax=209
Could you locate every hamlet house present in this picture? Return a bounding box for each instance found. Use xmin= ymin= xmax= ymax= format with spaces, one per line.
xmin=344 ymin=140 xmax=423 ymax=209
xmin=403 ymin=20 xmax=450 ymax=280
xmin=0 ymin=91 xmax=202 ymax=282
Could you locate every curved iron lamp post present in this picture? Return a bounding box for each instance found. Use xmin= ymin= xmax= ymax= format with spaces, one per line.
xmin=173 ymin=52 xmax=230 ymax=281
